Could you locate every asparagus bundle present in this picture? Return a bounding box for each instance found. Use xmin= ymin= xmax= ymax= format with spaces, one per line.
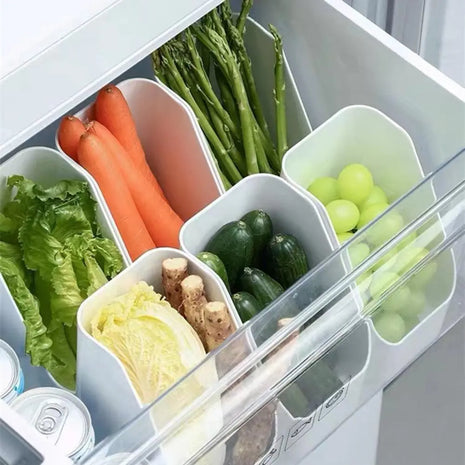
xmin=152 ymin=0 xmax=287 ymax=189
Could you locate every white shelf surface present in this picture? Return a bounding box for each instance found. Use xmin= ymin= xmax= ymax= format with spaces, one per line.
xmin=0 ymin=0 xmax=221 ymax=157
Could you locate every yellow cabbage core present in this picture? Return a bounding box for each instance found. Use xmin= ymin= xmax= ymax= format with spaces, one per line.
xmin=91 ymin=281 xmax=206 ymax=404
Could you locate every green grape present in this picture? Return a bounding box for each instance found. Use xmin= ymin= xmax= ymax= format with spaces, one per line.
xmin=307 ymin=176 xmax=339 ymax=205
xmin=370 ymin=247 xmax=398 ymax=273
xmin=338 ymin=163 xmax=374 ymax=205
xmin=396 ymin=231 xmax=417 ymax=251
xmin=367 ymin=211 xmax=404 ymax=246
xmin=349 ymin=242 xmax=370 ymax=267
xmin=373 ymin=311 xmax=406 ymax=343
xmin=357 ymin=202 xmax=389 ymax=229
xmin=337 ymin=232 xmax=354 ymax=243
xmin=360 ymin=185 xmax=388 ymax=209
xmin=403 ymin=315 xmax=420 ymax=333
xmin=409 ymin=261 xmax=438 ymax=290
xmin=398 ymin=290 xmax=426 ymax=319
xmin=326 ymin=199 xmax=360 ymax=233
xmin=357 ymin=271 xmax=373 ymax=303
xmin=369 ymin=271 xmax=400 ymax=299
xmin=392 ymin=247 xmax=437 ymax=286
xmin=382 ymin=285 xmax=411 ymax=313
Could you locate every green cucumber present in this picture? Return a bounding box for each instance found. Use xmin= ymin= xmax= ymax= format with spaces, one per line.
xmin=240 ymin=210 xmax=273 ymax=265
xmin=238 ymin=267 xmax=284 ymax=308
xmin=206 ymin=220 xmax=254 ymax=288
xmin=196 ymin=251 xmax=230 ymax=291
xmin=264 ymin=233 xmax=309 ymax=288
xmin=233 ymin=291 xmax=263 ymax=322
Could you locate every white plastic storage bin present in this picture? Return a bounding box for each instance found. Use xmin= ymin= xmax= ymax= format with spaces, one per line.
xmin=282 ymin=104 xmax=456 ymax=358
xmin=76 ymin=246 xmax=238 ymax=460
xmin=56 ymin=78 xmax=223 ymax=222
xmin=154 ymin=15 xmax=312 ymax=187
xmin=0 ymin=146 xmax=129 ymax=391
xmin=281 ymin=105 xmax=426 ymax=235
xmin=179 ymin=174 xmax=370 ymax=464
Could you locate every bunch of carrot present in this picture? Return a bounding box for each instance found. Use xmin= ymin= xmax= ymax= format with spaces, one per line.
xmin=58 ymin=85 xmax=183 ymax=260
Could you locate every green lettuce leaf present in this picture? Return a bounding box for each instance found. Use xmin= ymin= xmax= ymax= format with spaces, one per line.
xmin=1 ymin=175 xmax=124 ymax=390
xmin=0 ymin=241 xmax=31 ymax=286
xmin=0 ymin=256 xmax=52 ymax=367
xmin=0 ymin=212 xmax=19 ymax=242
xmin=47 ymin=325 xmax=76 ymax=390
xmin=49 ymin=253 xmax=83 ymax=328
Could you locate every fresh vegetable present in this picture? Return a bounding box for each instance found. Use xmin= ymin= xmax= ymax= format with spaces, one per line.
xmin=87 ymin=120 xmax=168 ymax=202
xmin=161 ymin=257 xmax=189 ymax=313
xmin=0 ymin=175 xmax=123 ymax=389
xmin=77 ymin=132 xmax=156 ymax=260
xmin=181 ymin=275 xmax=208 ymax=348
xmin=153 ymin=1 xmax=290 ymax=188
xmin=57 ymin=116 xmax=86 ymax=161
xmin=238 ymin=267 xmax=284 ymax=308
xmin=204 ymin=301 xmax=235 ymax=351
xmin=90 ymin=281 xmax=206 ymax=403
xmin=232 ymin=291 xmax=263 ymax=322
xmin=205 ymin=220 xmax=254 ymax=288
xmin=264 ymin=233 xmax=309 ymax=288
xmin=86 ymin=122 xmax=183 ymax=248
xmin=240 ymin=210 xmax=273 ymax=265
xmin=196 ymin=251 xmax=230 ymax=291
xmin=270 ymin=25 xmax=288 ymax=161
xmin=94 ymin=85 xmax=148 ymax=170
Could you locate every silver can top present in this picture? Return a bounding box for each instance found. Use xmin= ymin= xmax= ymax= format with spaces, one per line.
xmin=11 ymin=387 xmax=93 ymax=459
xmin=0 ymin=339 xmax=20 ymax=399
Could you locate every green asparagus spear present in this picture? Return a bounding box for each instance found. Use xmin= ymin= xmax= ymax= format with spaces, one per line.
xmin=215 ymin=66 xmax=241 ymax=131
xmin=270 ymin=25 xmax=288 ymax=160
xmin=159 ymin=45 xmax=243 ymax=184
xmin=195 ymin=27 xmax=259 ymax=175
xmin=185 ymin=30 xmax=242 ymax=143
xmin=220 ymin=4 xmax=272 ymax=143
xmin=253 ymin=125 xmax=274 ymax=174
xmin=236 ymin=0 xmax=253 ymax=36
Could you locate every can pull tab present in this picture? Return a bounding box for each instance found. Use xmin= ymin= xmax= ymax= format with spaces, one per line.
xmin=34 ymin=402 xmax=68 ymax=444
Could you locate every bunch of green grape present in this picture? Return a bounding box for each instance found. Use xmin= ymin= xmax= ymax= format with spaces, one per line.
xmin=307 ymin=163 xmax=403 ymax=244
xmin=307 ymin=164 xmax=437 ymax=343
xmin=356 ymin=242 xmax=437 ymax=343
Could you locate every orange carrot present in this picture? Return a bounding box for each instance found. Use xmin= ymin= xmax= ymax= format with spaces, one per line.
xmin=86 ymin=121 xmax=183 ymax=248
xmin=57 ymin=116 xmax=86 ymax=161
xmin=95 ymin=85 xmax=144 ymax=163
xmin=86 ymin=119 xmax=167 ymax=201
xmin=94 ymin=85 xmax=165 ymax=197
xmin=77 ymin=132 xmax=156 ymax=260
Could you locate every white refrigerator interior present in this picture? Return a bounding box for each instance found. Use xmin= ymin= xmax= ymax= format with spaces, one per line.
xmin=0 ymin=0 xmax=464 ymax=464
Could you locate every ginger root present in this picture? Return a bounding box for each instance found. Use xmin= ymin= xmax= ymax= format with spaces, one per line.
xmin=204 ymin=301 xmax=235 ymax=351
xmin=162 ymin=257 xmax=188 ymax=313
xmin=181 ymin=275 xmax=208 ymax=347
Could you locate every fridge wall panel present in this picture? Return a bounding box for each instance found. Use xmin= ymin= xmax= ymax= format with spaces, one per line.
xmin=245 ymin=0 xmax=465 ymax=173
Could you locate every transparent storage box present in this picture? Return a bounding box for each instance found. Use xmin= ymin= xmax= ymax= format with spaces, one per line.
xmin=74 ymin=146 xmax=464 ymax=465
xmin=0 ymin=1 xmax=464 ymax=464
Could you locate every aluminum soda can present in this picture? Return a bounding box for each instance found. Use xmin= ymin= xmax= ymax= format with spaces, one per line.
xmin=11 ymin=387 xmax=95 ymax=461
xmin=0 ymin=339 xmax=24 ymax=404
